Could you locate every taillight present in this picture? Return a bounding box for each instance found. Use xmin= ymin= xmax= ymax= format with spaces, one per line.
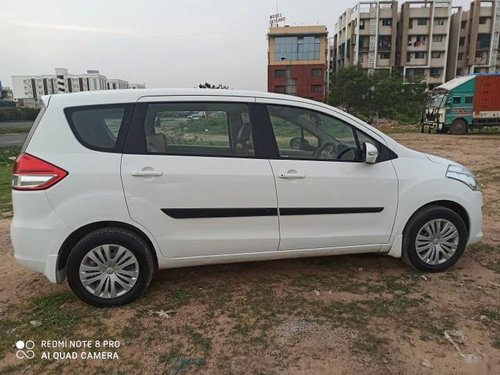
xmin=12 ymin=153 xmax=68 ymax=191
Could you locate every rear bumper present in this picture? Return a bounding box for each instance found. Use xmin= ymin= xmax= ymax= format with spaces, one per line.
xmin=10 ymin=191 xmax=71 ymax=283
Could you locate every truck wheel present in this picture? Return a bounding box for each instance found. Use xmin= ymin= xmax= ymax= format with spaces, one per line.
xmin=449 ymin=119 xmax=468 ymax=135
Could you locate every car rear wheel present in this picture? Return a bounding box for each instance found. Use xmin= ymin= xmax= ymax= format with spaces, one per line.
xmin=402 ymin=206 xmax=467 ymax=272
xmin=67 ymin=228 xmax=154 ymax=307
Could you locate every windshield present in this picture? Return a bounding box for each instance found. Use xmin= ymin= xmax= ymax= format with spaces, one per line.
xmin=426 ymin=94 xmax=445 ymax=109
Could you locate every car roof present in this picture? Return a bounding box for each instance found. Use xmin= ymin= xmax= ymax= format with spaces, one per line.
xmin=43 ymin=88 xmax=328 ymax=109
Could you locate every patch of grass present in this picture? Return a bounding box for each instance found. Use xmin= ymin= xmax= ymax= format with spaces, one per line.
xmin=351 ymin=333 xmax=389 ymax=355
xmin=479 ymin=308 xmax=500 ymax=322
xmin=492 ymin=338 xmax=500 ymax=349
xmin=0 ymin=127 xmax=31 ymax=135
xmin=0 ymin=146 xmax=19 ymax=217
xmin=366 ymin=296 xmax=425 ymax=316
xmin=319 ymin=300 xmax=368 ymax=328
xmin=121 ymin=317 xmax=145 ymax=339
xmin=176 ymin=325 xmax=212 ymax=356
xmin=29 ymin=292 xmax=81 ymax=330
xmin=469 ymin=243 xmax=500 ymax=274
xmin=0 ymin=164 xmax=13 ymax=216
xmin=159 ymin=343 xmax=183 ymax=366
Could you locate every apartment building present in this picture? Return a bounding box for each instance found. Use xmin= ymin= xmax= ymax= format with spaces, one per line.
xmin=107 ymin=79 xmax=129 ymax=90
xmin=400 ymin=0 xmax=453 ymax=88
xmin=331 ymin=0 xmax=499 ymax=89
xmin=267 ymin=25 xmax=329 ymax=101
xmin=454 ymin=0 xmax=500 ymax=75
xmin=11 ymin=68 xmax=144 ymax=107
xmin=333 ymin=1 xmax=398 ymax=73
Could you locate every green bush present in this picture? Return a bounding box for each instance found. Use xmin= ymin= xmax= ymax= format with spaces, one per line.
xmin=0 ymin=108 xmax=40 ymax=122
xmin=328 ymin=66 xmax=427 ymax=125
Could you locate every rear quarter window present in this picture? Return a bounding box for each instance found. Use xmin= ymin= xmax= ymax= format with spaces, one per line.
xmin=64 ymin=104 xmax=134 ymax=152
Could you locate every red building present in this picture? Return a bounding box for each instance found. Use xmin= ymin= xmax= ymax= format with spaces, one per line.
xmin=267 ymin=26 xmax=329 ymax=102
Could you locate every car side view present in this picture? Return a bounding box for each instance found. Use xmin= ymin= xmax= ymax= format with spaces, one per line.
xmin=11 ymin=89 xmax=483 ymax=306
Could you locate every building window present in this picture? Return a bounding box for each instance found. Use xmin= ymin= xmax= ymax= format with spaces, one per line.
xmin=415 ymin=52 xmax=425 ymax=59
xmin=408 ymin=35 xmax=427 ymax=47
xmin=275 ymin=69 xmax=286 ymax=78
xmin=275 ymin=86 xmax=286 ymax=94
xmin=432 ymin=34 xmax=444 ymax=43
xmin=459 ymin=37 xmax=465 ymax=46
xmin=458 ymin=52 xmax=464 ymax=60
xmin=461 ymin=20 xmax=467 ymax=29
xmin=406 ymin=52 xmax=411 ymax=63
xmin=406 ymin=68 xmax=425 ymax=77
xmin=479 ymin=17 xmax=488 ymax=25
xmin=456 ymin=68 xmax=462 ymax=76
xmin=453 ymin=97 xmax=461 ymax=104
xmin=434 ymin=18 xmax=446 ymax=26
xmin=311 ymin=68 xmax=322 ymax=77
xmin=378 ymin=35 xmax=391 ymax=50
xmin=417 ymin=18 xmax=428 ymax=26
xmin=274 ymin=36 xmax=321 ymax=61
xmin=311 ymin=85 xmax=322 ymax=93
xmin=359 ymin=19 xmax=365 ymax=30
xmin=431 ymin=51 xmax=442 ymax=59
xmin=381 ymin=19 xmax=392 ymax=27
xmin=380 ymin=52 xmax=390 ymax=59
xmin=465 ymin=97 xmax=473 ymax=104
xmin=430 ymin=68 xmax=441 ymax=78
xmin=477 ymin=34 xmax=491 ymax=50
xmin=359 ymin=35 xmax=370 ymax=49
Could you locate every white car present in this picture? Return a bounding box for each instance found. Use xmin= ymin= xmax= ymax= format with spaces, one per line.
xmin=11 ymin=89 xmax=483 ymax=306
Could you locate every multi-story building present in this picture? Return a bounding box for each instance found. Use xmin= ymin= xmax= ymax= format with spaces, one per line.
xmin=267 ymin=25 xmax=329 ymax=101
xmin=11 ymin=68 xmax=144 ymax=106
xmin=107 ymin=79 xmax=129 ymax=90
xmin=333 ymin=1 xmax=398 ymax=73
xmin=400 ymin=0 xmax=453 ymax=88
xmin=129 ymin=83 xmax=146 ymax=89
xmin=331 ymin=0 xmax=499 ymax=89
xmin=449 ymin=0 xmax=500 ymax=78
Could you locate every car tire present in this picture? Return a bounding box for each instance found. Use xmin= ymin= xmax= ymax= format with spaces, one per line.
xmin=402 ymin=206 xmax=467 ymax=272
xmin=449 ymin=119 xmax=468 ymax=135
xmin=67 ymin=227 xmax=154 ymax=307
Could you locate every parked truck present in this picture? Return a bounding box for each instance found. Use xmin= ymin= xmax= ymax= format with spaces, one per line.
xmin=422 ymin=73 xmax=500 ymax=134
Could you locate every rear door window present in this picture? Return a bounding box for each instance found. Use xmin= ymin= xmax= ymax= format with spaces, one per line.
xmin=65 ymin=104 xmax=133 ymax=152
xmin=141 ymin=102 xmax=255 ymax=157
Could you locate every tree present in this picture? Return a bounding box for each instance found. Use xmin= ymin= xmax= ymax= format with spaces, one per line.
xmin=198 ymin=83 xmax=230 ymax=89
xmin=328 ymin=65 xmax=373 ymax=114
xmin=328 ymin=66 xmax=427 ymax=124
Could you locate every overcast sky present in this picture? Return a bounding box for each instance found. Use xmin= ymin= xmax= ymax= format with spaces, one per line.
xmin=0 ymin=0 xmax=472 ymax=91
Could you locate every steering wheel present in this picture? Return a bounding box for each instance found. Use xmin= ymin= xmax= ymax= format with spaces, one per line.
xmin=313 ymin=142 xmax=336 ymax=159
xmin=336 ymin=147 xmax=355 ymax=160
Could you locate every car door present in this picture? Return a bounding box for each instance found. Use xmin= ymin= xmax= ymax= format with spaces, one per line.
xmin=121 ymin=96 xmax=279 ymax=258
xmin=255 ymin=98 xmax=398 ymax=251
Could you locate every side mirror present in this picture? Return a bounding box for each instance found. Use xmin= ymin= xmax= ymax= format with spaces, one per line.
xmin=363 ymin=142 xmax=378 ymax=164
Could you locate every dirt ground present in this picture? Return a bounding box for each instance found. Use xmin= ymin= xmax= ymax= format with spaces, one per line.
xmin=0 ymin=132 xmax=499 ymax=374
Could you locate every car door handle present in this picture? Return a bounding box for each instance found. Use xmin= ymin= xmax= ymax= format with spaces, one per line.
xmin=130 ymin=170 xmax=163 ymax=177
xmin=278 ymin=172 xmax=305 ymax=180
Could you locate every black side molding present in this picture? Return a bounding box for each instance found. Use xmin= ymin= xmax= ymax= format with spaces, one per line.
xmin=280 ymin=207 xmax=384 ymax=216
xmin=162 ymin=208 xmax=278 ymax=219
xmin=161 ymin=207 xmax=383 ymax=219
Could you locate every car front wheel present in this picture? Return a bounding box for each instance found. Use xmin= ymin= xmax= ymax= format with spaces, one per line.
xmin=67 ymin=228 xmax=154 ymax=307
xmin=402 ymin=206 xmax=467 ymax=272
